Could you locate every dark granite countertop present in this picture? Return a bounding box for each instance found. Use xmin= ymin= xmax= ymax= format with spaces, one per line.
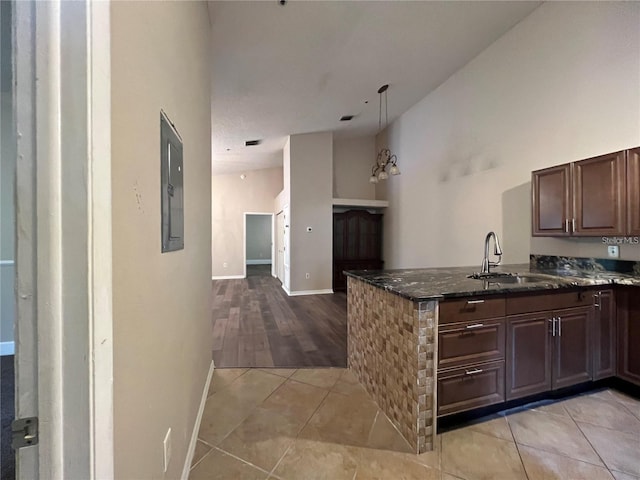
xmin=344 ymin=263 xmax=640 ymax=302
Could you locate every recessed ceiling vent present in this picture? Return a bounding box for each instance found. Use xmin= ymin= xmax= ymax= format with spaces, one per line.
xmin=340 ymin=115 xmax=354 ymax=122
xmin=245 ymin=139 xmax=262 ymax=146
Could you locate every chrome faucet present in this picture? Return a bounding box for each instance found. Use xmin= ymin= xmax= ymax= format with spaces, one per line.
xmin=481 ymin=231 xmax=503 ymax=274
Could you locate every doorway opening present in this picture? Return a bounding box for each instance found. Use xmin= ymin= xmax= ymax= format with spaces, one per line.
xmin=243 ymin=213 xmax=274 ymax=279
xmin=1 ymin=0 xmax=16 ymax=477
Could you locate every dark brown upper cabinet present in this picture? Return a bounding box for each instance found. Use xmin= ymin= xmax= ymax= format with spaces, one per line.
xmin=573 ymin=151 xmax=626 ymax=236
xmin=531 ymin=164 xmax=572 ymax=236
xmin=532 ymin=148 xmax=638 ymax=237
xmin=627 ymin=148 xmax=640 ymax=236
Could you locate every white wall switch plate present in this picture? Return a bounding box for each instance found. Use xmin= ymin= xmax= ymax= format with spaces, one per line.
xmin=163 ymin=428 xmax=172 ymax=473
xmin=607 ymin=245 xmax=619 ymax=258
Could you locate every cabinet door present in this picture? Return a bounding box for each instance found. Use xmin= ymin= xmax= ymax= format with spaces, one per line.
xmin=593 ymin=290 xmax=616 ymax=380
xmin=532 ymin=164 xmax=572 ymax=236
xmin=617 ymin=289 xmax=640 ymax=386
xmin=506 ymin=313 xmax=552 ymax=400
xmin=573 ymin=151 xmax=626 ymax=236
xmin=627 ymin=148 xmax=640 ymax=236
xmin=552 ymin=306 xmax=593 ymax=389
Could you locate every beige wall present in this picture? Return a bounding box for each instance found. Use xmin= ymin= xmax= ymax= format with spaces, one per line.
xmin=110 ymin=2 xmax=212 ymax=478
xmin=212 ymin=167 xmax=283 ymax=277
xmin=289 ymin=132 xmax=333 ymax=292
xmin=333 ymin=136 xmax=376 ymax=200
xmin=379 ymin=2 xmax=640 ymax=269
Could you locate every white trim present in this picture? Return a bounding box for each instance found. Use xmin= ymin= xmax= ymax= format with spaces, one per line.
xmin=286 ymin=289 xmax=334 ymax=297
xmin=181 ymin=360 xmax=214 ymax=480
xmin=0 ymin=260 xmax=15 ymax=266
xmin=0 ymin=342 xmax=15 ymax=356
xmin=87 ymin=1 xmax=114 ymax=477
xmin=332 ymin=198 xmax=389 ymax=208
xmin=246 ymin=259 xmax=272 ymax=265
xmin=211 ymin=275 xmax=245 ymax=280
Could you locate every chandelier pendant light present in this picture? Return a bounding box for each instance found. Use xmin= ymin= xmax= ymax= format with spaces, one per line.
xmin=369 ymin=84 xmax=400 ymax=184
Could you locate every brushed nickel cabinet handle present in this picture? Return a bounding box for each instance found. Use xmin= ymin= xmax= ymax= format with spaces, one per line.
xmin=565 ymin=219 xmax=570 ymax=233
xmin=572 ymin=218 xmax=576 ymax=233
xmin=466 ymin=300 xmax=485 ymax=305
xmin=465 ymin=368 xmax=483 ymax=375
xmin=549 ymin=317 xmax=556 ymax=337
xmin=466 ymin=323 xmax=485 ymax=330
xmin=557 ymin=317 xmax=562 ymax=337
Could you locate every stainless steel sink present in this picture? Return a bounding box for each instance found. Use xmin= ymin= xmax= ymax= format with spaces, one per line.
xmin=467 ymin=272 xmax=562 ymax=284
xmin=491 ymin=274 xmax=556 ymax=284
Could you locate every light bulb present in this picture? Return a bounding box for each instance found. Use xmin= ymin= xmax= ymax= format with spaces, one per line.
xmin=369 ymin=175 xmax=379 ymax=184
xmin=378 ymin=169 xmax=389 ymax=180
xmin=389 ymin=164 xmax=400 ymax=175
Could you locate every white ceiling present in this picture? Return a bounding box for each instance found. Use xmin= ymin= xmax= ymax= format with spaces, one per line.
xmin=209 ymin=0 xmax=541 ymax=174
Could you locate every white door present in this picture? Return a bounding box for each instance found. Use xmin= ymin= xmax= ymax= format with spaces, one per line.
xmin=282 ymin=205 xmax=290 ymax=291
xmin=11 ymin=2 xmax=114 ymax=478
xmin=276 ymin=212 xmax=284 ymax=283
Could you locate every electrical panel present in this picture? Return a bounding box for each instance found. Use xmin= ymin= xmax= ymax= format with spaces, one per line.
xmin=160 ymin=111 xmax=184 ymax=252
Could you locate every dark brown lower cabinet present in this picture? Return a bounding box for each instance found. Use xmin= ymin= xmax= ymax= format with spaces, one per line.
xmin=507 ymin=305 xmax=593 ymax=400
xmin=437 ymin=361 xmax=505 ymax=417
xmin=593 ymin=290 xmax=616 ymax=380
xmin=506 ymin=313 xmax=552 ymax=400
xmin=617 ymin=288 xmax=640 ymax=386
xmin=438 ymin=318 xmax=505 ymax=370
xmin=552 ymin=306 xmax=593 ymax=389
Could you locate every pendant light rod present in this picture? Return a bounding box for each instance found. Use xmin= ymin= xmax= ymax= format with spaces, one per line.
xmin=370 ymin=83 xmax=400 ymax=184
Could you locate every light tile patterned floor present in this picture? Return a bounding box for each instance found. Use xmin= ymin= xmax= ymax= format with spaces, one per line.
xmin=190 ymin=368 xmax=640 ymax=480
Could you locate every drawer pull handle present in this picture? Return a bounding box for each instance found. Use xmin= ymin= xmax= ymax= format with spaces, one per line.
xmin=465 ymin=368 xmax=483 ymax=375
xmin=466 ymin=300 xmax=485 ymax=305
xmin=466 ymin=323 xmax=485 ymax=330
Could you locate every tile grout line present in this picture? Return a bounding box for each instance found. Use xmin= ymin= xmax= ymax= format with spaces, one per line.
xmin=504 ymin=414 xmax=532 ymax=480
xmin=267 ymin=384 xmax=333 ymax=478
xmin=212 ymin=446 xmax=273 ymax=477
xmin=188 ymin=443 xmax=214 ymax=472
xmin=606 ymin=388 xmax=640 ymax=422
xmin=570 ymin=416 xmax=618 ymax=476
xmin=513 ymin=407 xmax=613 ymax=468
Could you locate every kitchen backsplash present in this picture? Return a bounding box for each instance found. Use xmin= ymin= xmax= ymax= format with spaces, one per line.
xmin=530 ymin=255 xmax=640 ymax=276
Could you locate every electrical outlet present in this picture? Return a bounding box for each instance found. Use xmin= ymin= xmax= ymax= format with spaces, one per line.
xmin=607 ymin=245 xmax=619 ymax=258
xmin=223 ymin=262 xmax=228 ymax=268
xmin=163 ymin=428 xmax=172 ymax=473
xmin=305 ymin=273 xmax=310 ymax=279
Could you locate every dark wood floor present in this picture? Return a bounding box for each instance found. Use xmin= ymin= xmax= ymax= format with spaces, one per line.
xmin=211 ymin=265 xmax=347 ymax=368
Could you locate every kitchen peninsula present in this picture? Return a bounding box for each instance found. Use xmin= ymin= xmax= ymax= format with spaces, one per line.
xmin=345 ymin=256 xmax=640 ymax=454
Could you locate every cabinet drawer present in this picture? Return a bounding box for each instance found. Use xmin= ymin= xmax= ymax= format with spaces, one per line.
xmin=506 ymin=290 xmax=594 ymax=316
xmin=439 ymin=297 xmax=506 ymax=324
xmin=438 ymin=319 xmax=506 ymax=370
xmin=437 ymin=361 xmax=505 ymax=417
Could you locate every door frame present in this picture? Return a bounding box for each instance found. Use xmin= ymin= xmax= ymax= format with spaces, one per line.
xmin=14 ymin=1 xmax=114 ymax=478
xmin=242 ymin=212 xmax=275 ymax=278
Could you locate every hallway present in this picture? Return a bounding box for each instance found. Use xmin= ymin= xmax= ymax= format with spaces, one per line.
xmin=211 ymin=266 xmax=347 ymax=367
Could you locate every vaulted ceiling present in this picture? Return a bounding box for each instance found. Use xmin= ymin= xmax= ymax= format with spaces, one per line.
xmin=209 ymin=1 xmax=541 ymax=173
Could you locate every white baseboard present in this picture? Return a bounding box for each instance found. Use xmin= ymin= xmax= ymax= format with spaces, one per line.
xmin=286 ymin=289 xmax=334 ymax=296
xmin=211 ymin=275 xmax=245 ymax=280
xmin=0 ymin=341 xmax=15 ymax=356
xmin=181 ymin=360 xmax=214 ymax=480
xmin=246 ymin=259 xmax=272 ymax=265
